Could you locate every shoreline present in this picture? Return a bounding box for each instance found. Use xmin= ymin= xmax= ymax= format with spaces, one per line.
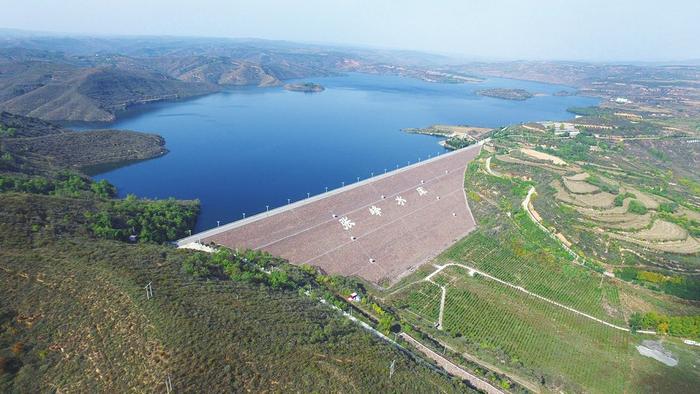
xmin=59 ymin=72 xmax=596 ymax=127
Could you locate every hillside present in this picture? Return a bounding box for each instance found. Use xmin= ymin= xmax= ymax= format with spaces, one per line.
xmin=0 ymin=63 xmax=215 ymax=122
xmin=0 ymin=35 xmax=482 ymax=123
xmin=0 ymin=203 xmax=469 ymax=392
xmin=0 ymin=112 xmax=166 ymax=174
xmin=0 ymin=114 xmax=474 ymax=392
xmin=0 ymin=39 xmax=349 ymax=122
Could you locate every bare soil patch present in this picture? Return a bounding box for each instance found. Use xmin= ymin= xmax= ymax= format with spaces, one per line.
xmin=636 ymin=340 xmax=678 ymax=367
xmin=565 ymin=172 xmax=590 ymax=181
xmin=590 ymin=213 xmax=652 ymax=230
xmin=563 ymin=178 xmax=599 ymax=194
xmin=609 ymin=233 xmax=700 ymax=254
xmin=520 ymin=148 xmax=567 ymax=166
xmin=625 ymin=188 xmax=663 ymax=210
xmin=631 ymin=220 xmax=688 ymax=242
xmin=573 ymin=192 xmax=617 ymax=208
xmin=576 ymin=198 xmax=632 ymax=216
xmin=499 ymin=156 xmax=568 ymax=174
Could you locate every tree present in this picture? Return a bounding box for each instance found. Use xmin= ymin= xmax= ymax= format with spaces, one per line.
xmin=91 ymin=179 xmax=116 ymax=198
xmin=628 ymin=312 xmax=643 ymax=332
xmin=269 ymin=270 xmax=290 ymax=289
xmin=377 ymin=314 xmax=394 ymax=335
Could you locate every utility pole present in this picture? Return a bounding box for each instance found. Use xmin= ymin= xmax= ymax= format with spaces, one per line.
xmin=145 ymin=282 xmax=153 ymax=300
xmin=389 ymin=359 xmax=396 ymax=379
xmin=165 ymin=375 xmax=173 ymax=393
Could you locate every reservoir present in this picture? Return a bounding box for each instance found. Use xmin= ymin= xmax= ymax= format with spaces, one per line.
xmin=92 ymin=73 xmax=597 ymax=231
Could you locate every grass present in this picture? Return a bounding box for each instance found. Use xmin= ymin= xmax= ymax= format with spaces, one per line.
xmin=0 ymin=236 xmax=472 ymax=392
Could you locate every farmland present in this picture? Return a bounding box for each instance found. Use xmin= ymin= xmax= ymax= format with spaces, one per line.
xmin=391 ymin=267 xmax=633 ymax=393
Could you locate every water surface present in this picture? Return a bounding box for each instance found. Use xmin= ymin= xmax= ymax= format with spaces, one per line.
xmin=93 ymin=73 xmax=597 ymax=231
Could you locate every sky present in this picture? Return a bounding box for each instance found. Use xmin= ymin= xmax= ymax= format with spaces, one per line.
xmin=0 ymin=0 xmax=698 ymax=61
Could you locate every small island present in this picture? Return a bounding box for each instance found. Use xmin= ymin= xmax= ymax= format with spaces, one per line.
xmin=476 ymin=88 xmax=533 ymax=101
xmin=283 ymin=82 xmax=325 ymax=93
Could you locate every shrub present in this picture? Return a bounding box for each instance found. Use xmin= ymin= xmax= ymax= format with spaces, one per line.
xmin=269 ymin=270 xmax=290 ymax=289
xmin=630 ymin=311 xmax=700 ymax=338
xmin=445 ymin=136 xmax=474 ymax=150
xmin=467 ymin=190 xmax=482 ymax=202
xmin=614 ymin=192 xmax=635 ymax=206
xmin=182 ymin=253 xmax=212 ymax=278
xmin=658 ymin=202 xmax=677 ymax=213
xmin=627 ymin=199 xmax=647 ymax=215
xmin=90 ymin=179 xmax=117 ymax=199
xmin=586 ymin=175 xmax=619 ymax=194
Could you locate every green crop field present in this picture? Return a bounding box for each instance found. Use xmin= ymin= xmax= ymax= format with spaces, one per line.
xmin=438 ymin=229 xmax=626 ymax=325
xmin=391 ymin=269 xmax=632 ymax=393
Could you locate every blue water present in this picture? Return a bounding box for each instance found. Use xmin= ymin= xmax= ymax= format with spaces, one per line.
xmin=92 ymin=73 xmax=597 ymax=231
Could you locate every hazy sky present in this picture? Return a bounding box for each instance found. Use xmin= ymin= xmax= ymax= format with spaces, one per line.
xmin=1 ymin=0 xmax=698 ymax=61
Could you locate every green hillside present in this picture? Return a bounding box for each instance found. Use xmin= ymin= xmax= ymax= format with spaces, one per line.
xmin=0 ymin=116 xmax=472 ymax=392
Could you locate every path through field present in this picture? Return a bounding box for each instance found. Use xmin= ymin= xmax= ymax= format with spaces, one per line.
xmin=427 ymin=262 xmax=656 ymax=334
xmin=399 ymin=333 xmax=504 ymax=394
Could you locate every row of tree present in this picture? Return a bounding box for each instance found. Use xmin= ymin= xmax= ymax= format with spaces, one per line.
xmin=86 ymin=194 xmax=199 ymax=243
xmin=629 ymin=311 xmax=700 ymax=338
xmin=0 ymin=173 xmax=115 ymax=198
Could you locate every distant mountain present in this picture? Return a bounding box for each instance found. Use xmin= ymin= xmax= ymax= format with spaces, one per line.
xmin=0 ymin=37 xmax=359 ymax=122
xmin=0 ymin=56 xmax=215 ymax=122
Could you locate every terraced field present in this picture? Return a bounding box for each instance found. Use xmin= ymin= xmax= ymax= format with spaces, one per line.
xmin=382 ymin=126 xmax=700 ymax=392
